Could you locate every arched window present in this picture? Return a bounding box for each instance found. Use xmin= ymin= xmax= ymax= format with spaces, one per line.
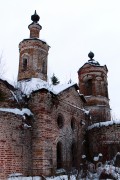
xmin=105 ymin=83 xmax=108 ymax=98
xmin=22 ymin=58 xmax=28 ymax=71
xmin=85 ymin=79 xmax=92 ymax=95
xmin=57 ymin=142 xmax=62 ymax=169
xmin=57 ymin=114 xmax=64 ymax=128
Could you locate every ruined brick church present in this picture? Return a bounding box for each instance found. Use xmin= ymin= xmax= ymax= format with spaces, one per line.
xmin=0 ymin=11 xmax=120 ymax=179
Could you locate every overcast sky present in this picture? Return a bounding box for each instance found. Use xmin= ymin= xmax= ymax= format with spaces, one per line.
xmin=0 ymin=0 xmax=120 ymax=118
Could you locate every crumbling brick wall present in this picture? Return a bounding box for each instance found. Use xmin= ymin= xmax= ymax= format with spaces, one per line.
xmin=87 ymin=124 xmax=120 ymax=162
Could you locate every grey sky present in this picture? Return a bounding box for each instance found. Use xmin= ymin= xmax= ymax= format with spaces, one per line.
xmin=0 ymin=0 xmax=120 ymax=118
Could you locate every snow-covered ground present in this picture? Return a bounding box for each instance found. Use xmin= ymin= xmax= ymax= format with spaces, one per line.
xmin=8 ymin=176 xmax=41 ymax=180
xmin=7 ymin=153 xmax=120 ymax=180
xmin=8 ymin=176 xmax=76 ymax=180
xmin=7 ymin=164 xmax=120 ymax=180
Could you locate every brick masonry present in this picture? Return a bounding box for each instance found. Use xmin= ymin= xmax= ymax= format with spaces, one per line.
xmin=78 ymin=63 xmax=111 ymax=124
xmin=87 ymin=124 xmax=120 ymax=162
xmin=28 ymin=88 xmax=85 ymax=176
xmin=0 ymin=73 xmax=86 ymax=179
xmin=0 ymin=11 xmax=120 ymax=179
xmin=0 ymin=112 xmax=32 ymax=179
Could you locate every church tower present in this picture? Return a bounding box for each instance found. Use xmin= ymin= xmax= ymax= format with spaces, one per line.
xmin=78 ymin=52 xmax=111 ymax=124
xmin=18 ymin=11 xmax=49 ymax=81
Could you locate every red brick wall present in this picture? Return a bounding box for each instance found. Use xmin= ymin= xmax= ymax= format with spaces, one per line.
xmin=0 ymin=112 xmax=32 ymax=179
xmin=0 ymin=81 xmax=15 ymax=108
xmin=28 ymin=87 xmax=85 ymax=176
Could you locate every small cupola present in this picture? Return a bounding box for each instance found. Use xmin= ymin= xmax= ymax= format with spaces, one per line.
xmin=28 ymin=10 xmax=42 ymax=38
xmin=88 ymin=51 xmax=100 ymax=66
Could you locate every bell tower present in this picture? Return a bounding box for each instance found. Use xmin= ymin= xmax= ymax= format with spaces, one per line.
xmin=18 ymin=11 xmax=49 ymax=81
xmin=78 ymin=52 xmax=111 ymax=124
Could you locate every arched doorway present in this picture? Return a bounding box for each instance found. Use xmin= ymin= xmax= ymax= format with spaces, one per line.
xmin=57 ymin=142 xmax=62 ymax=169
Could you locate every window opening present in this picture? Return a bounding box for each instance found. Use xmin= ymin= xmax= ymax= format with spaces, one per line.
xmin=57 ymin=114 xmax=64 ymax=128
xmin=23 ymin=58 xmax=27 ymax=71
xmin=85 ymin=79 xmax=92 ymax=95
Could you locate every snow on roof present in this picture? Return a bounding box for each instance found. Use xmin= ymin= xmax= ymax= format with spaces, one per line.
xmin=18 ymin=78 xmax=76 ymax=96
xmin=52 ymin=82 xmax=77 ymax=94
xmin=87 ymin=119 xmax=120 ymax=130
xmin=88 ymin=59 xmax=100 ymax=66
xmin=0 ymin=108 xmax=33 ymax=116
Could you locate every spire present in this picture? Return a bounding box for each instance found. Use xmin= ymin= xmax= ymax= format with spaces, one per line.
xmin=31 ymin=10 xmax=40 ymax=23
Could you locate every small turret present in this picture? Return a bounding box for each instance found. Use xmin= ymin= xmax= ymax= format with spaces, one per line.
xmin=28 ymin=10 xmax=42 ymax=38
xmin=78 ymin=52 xmax=111 ymax=124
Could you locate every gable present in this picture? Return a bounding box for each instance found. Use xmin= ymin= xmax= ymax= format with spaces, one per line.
xmin=57 ymin=86 xmax=85 ymax=107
